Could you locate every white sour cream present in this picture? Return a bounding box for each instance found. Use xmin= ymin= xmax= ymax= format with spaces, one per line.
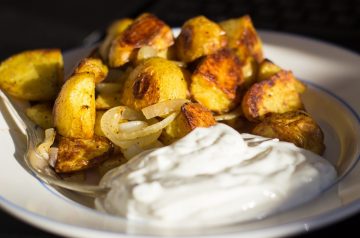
xmin=95 ymin=123 xmax=336 ymax=226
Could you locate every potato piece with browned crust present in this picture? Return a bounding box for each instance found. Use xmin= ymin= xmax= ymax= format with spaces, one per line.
xmin=175 ymin=16 xmax=227 ymax=63
xmin=191 ymin=49 xmax=243 ymax=113
xmin=74 ymin=58 xmax=108 ymax=83
xmin=242 ymin=70 xmax=306 ymax=121
xmin=220 ymin=16 xmax=263 ymax=87
xmin=121 ymin=57 xmax=188 ymax=110
xmin=220 ymin=15 xmax=263 ymax=63
xmin=25 ymin=103 xmax=53 ymax=129
xmin=252 ymin=111 xmax=325 ymax=155
xmin=53 ymin=72 xmax=95 ymax=139
xmin=161 ymin=102 xmax=216 ymax=144
xmin=257 ymin=59 xmax=282 ymax=82
xmin=99 ymin=18 xmax=133 ymax=60
xmin=108 ymin=14 xmax=173 ymax=67
xmin=0 ymin=49 xmax=63 ymax=100
xmin=55 ymin=135 xmax=112 ymax=173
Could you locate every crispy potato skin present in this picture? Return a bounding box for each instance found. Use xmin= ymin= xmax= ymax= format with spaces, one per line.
xmin=99 ymin=18 xmax=133 ymax=60
xmin=74 ymin=58 xmax=108 ymax=83
xmin=220 ymin=15 xmax=263 ymax=62
xmin=55 ymin=135 xmax=112 ymax=173
xmin=191 ymin=49 xmax=243 ymax=113
xmin=162 ymin=102 xmax=216 ymax=143
xmin=242 ymin=70 xmax=306 ymax=121
xmin=53 ymin=72 xmax=95 ymax=139
xmin=0 ymin=49 xmax=63 ymax=100
xmin=121 ymin=57 xmax=188 ymax=110
xmin=257 ymin=59 xmax=282 ymax=82
xmin=252 ymin=111 xmax=325 ymax=155
xmin=109 ymin=14 xmax=173 ymax=67
xmin=175 ymin=16 xmax=227 ymax=62
xmin=25 ymin=103 xmax=53 ymax=129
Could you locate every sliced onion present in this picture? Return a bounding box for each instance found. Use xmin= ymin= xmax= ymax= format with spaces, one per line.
xmin=118 ymin=121 xmax=148 ymax=132
xmin=116 ymin=130 xmax=162 ymax=149
xmin=96 ymin=83 xmax=122 ymax=94
xmin=214 ymin=108 xmax=243 ymax=121
xmin=36 ymin=128 xmax=56 ymax=160
xmin=48 ymin=147 xmax=58 ymax=167
xmin=121 ymin=144 xmax=144 ymax=160
xmin=102 ymin=111 xmax=177 ymax=142
xmin=141 ymin=99 xmax=188 ymax=119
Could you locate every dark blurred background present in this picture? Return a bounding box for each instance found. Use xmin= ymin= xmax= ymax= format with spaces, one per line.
xmin=0 ymin=0 xmax=359 ymax=237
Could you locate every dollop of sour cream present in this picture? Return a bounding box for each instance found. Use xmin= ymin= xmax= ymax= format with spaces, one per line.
xmin=95 ymin=123 xmax=336 ymax=226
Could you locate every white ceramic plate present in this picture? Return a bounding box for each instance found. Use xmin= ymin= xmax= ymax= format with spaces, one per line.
xmin=0 ymin=31 xmax=360 ymax=238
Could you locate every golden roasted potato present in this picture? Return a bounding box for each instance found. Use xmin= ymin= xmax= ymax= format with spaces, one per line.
xmin=94 ymin=110 xmax=106 ymax=136
xmin=74 ymin=58 xmax=109 ymax=83
xmin=161 ymin=102 xmax=216 ymax=143
xmin=99 ymin=18 xmax=133 ymax=60
xmin=53 ymin=72 xmax=95 ymax=139
xmin=95 ymin=93 xmax=122 ymax=110
xmin=191 ymin=49 xmax=243 ymax=113
xmin=175 ymin=16 xmax=227 ymax=63
xmin=0 ymin=49 xmax=63 ymax=100
xmin=121 ymin=57 xmax=188 ymax=110
xmin=257 ymin=59 xmax=282 ymax=82
xmin=108 ymin=13 xmax=173 ymax=67
xmin=219 ymin=15 xmax=263 ymax=62
xmin=252 ymin=111 xmax=325 ymax=155
xmin=242 ymin=70 xmax=306 ymax=122
xmin=55 ymin=135 xmax=112 ymax=173
xmin=25 ymin=103 xmax=53 ymax=129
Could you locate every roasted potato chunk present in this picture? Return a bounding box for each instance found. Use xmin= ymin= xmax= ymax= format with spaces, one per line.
xmin=94 ymin=110 xmax=106 ymax=137
xmin=53 ymin=72 xmax=95 ymax=139
xmin=242 ymin=70 xmax=306 ymax=122
xmin=99 ymin=18 xmax=133 ymax=60
xmin=95 ymin=93 xmax=122 ymax=110
xmin=55 ymin=135 xmax=112 ymax=173
xmin=191 ymin=49 xmax=243 ymax=113
xmin=0 ymin=49 xmax=63 ymax=100
xmin=257 ymin=59 xmax=282 ymax=82
xmin=161 ymin=102 xmax=216 ymax=143
xmin=175 ymin=16 xmax=227 ymax=62
xmin=74 ymin=58 xmax=109 ymax=83
xmin=252 ymin=111 xmax=325 ymax=155
xmin=108 ymin=14 xmax=173 ymax=67
xmin=220 ymin=15 xmax=263 ymax=62
xmin=121 ymin=57 xmax=188 ymax=110
xmin=25 ymin=103 xmax=53 ymax=129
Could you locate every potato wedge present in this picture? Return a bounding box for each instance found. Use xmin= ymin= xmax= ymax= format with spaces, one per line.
xmin=0 ymin=49 xmax=63 ymax=100
xmin=252 ymin=111 xmax=325 ymax=155
xmin=108 ymin=13 xmax=173 ymax=67
xmin=55 ymin=135 xmax=112 ymax=173
xmin=99 ymin=18 xmax=133 ymax=60
xmin=121 ymin=57 xmax=188 ymax=110
xmin=175 ymin=16 xmax=227 ymax=62
xmin=161 ymin=102 xmax=216 ymax=144
xmin=220 ymin=15 xmax=263 ymax=62
xmin=191 ymin=49 xmax=243 ymax=113
xmin=74 ymin=58 xmax=109 ymax=83
xmin=53 ymin=72 xmax=95 ymax=139
xmin=25 ymin=103 xmax=53 ymax=129
xmin=242 ymin=70 xmax=306 ymax=121
xmin=257 ymin=59 xmax=282 ymax=82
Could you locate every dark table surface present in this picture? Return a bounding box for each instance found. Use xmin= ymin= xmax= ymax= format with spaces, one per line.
xmin=1 ymin=0 xmax=359 ymax=237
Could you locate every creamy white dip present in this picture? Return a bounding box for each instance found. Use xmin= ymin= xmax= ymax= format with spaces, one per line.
xmin=95 ymin=123 xmax=336 ymax=226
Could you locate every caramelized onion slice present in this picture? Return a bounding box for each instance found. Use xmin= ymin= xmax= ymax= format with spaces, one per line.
xmin=141 ymin=99 xmax=188 ymax=119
